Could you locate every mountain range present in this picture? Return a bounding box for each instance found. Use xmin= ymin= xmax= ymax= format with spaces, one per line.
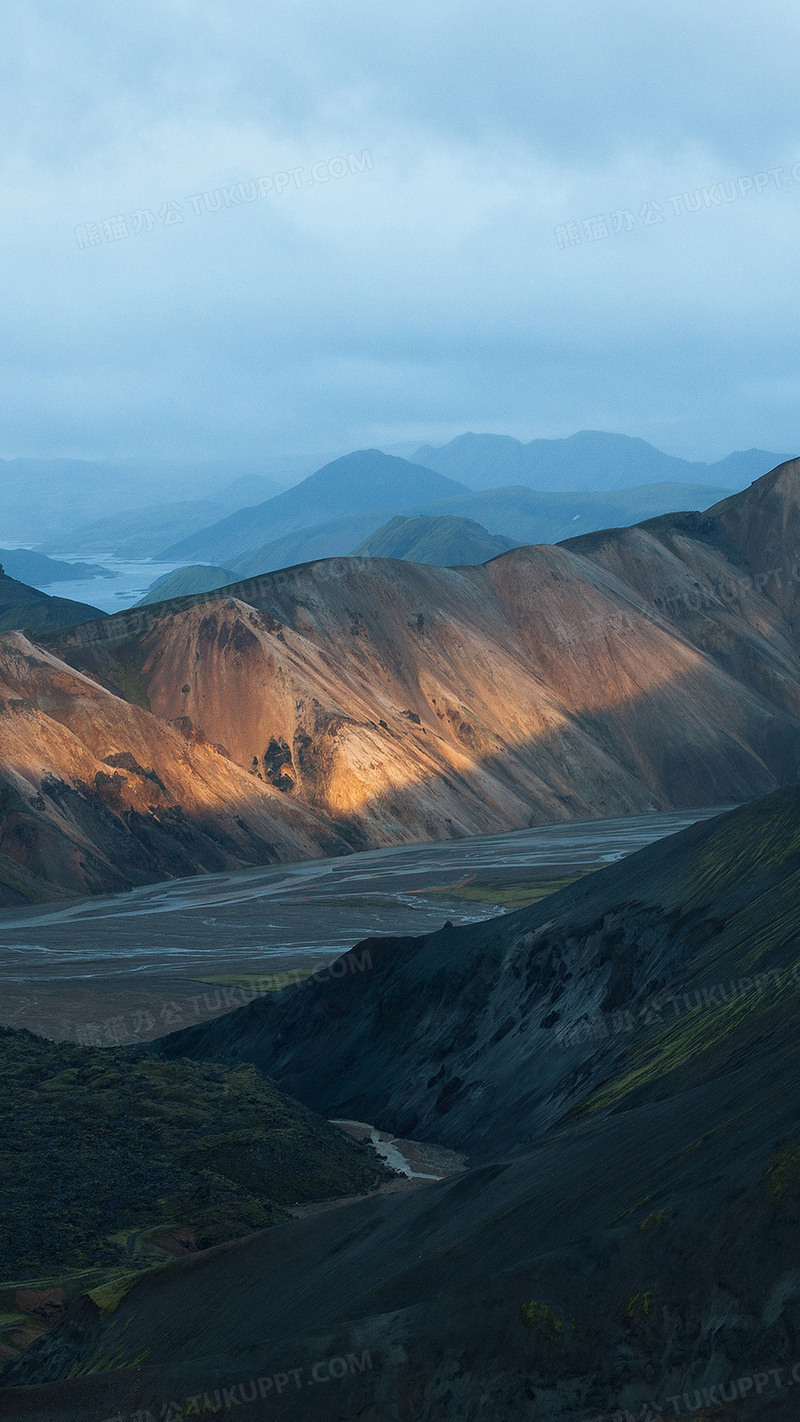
xmin=0 ymin=457 xmax=797 ymax=901
xmin=162 ymin=445 xmax=737 ymax=575
xmin=7 ymin=786 xmax=800 ymax=1418
xmin=158 ymin=449 xmax=470 ymax=566
xmin=413 ymin=430 xmax=785 ymax=492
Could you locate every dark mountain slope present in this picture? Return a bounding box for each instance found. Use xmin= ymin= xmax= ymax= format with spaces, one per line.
xmin=157 ymin=789 xmax=800 ymax=1161
xmin=0 ymin=568 xmax=101 ymax=634
xmin=159 ymin=450 xmax=468 ymax=565
xmin=9 ymin=791 xmax=800 ymax=1418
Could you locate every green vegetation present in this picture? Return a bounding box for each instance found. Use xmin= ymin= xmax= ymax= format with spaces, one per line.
xmin=623 ymin=1290 xmax=653 ymax=1320
xmin=636 ymin=1209 xmax=669 ymax=1232
xmin=95 ymin=636 xmax=152 ymax=708
xmin=430 ymin=876 xmax=583 ymax=910
xmin=0 ymin=1027 xmax=385 ymax=1284
xmin=767 ymin=1142 xmax=800 ymax=1200
xmin=520 ymin=1300 xmax=565 ymax=1341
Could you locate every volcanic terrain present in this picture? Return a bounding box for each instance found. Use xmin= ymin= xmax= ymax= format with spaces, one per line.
xmin=0 ymin=458 xmax=799 ymax=901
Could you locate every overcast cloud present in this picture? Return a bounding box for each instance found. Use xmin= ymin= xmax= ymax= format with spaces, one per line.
xmin=2 ymin=0 xmax=800 ymax=467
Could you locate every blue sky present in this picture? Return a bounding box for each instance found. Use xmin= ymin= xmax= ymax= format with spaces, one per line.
xmin=3 ymin=0 xmax=800 ymax=467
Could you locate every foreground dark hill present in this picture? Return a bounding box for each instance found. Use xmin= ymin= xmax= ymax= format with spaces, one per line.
xmin=159 ymin=788 xmax=800 ymax=1159
xmin=415 ymin=428 xmax=784 ymax=492
xmin=8 ymin=791 xmax=800 ymax=1419
xmin=0 ymin=1028 xmax=384 ymax=1288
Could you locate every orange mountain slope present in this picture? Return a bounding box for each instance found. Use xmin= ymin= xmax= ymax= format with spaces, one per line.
xmin=1 ymin=457 xmax=798 ymax=902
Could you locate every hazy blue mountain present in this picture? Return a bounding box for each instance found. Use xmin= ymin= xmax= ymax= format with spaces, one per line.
xmin=158 ymin=450 xmax=469 ymax=565
xmin=411 ymin=481 xmax=736 ymax=546
xmin=229 ymin=511 xmax=394 ymax=578
xmin=0 ymin=567 xmax=101 ymax=633
xmin=57 ymin=502 xmax=227 ymax=559
xmin=215 ymin=481 xmax=736 ymax=577
xmin=0 ymin=458 xmax=293 ymax=546
xmin=413 ymin=430 xmax=786 ymax=493
xmin=135 ymin=565 xmax=237 ymax=606
xmin=0 ymin=549 xmax=113 ymax=586
xmin=351 ymin=514 xmax=517 ymax=565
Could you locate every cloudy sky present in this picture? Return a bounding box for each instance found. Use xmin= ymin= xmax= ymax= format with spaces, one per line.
xmin=3 ymin=0 xmax=800 ymax=468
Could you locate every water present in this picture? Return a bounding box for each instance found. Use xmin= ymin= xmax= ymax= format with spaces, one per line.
xmin=0 ymin=804 xmax=729 ymax=1040
xmin=33 ymin=553 xmax=190 ymax=614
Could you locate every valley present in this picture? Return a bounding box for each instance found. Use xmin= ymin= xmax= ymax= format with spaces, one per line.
xmin=2 ymin=456 xmax=800 ymax=1420
xmin=0 ymin=805 xmax=719 ymax=1042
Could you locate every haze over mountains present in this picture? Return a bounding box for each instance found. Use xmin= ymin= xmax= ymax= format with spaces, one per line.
xmin=159 ymin=450 xmax=470 ymax=566
xmin=156 ymin=446 xmax=740 ymax=577
xmin=3 ymin=431 xmax=782 ymax=568
xmin=413 ymin=430 xmax=785 ymax=492
xmin=0 ymin=458 xmax=799 ymax=901
xmin=0 ymin=458 xmax=293 ymax=545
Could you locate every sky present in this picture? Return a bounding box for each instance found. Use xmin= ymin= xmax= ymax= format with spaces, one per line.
xmin=3 ymin=0 xmax=800 ymax=469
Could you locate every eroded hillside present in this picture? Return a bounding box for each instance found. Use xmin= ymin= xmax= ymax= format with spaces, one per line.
xmin=1 ymin=457 xmax=799 ymax=900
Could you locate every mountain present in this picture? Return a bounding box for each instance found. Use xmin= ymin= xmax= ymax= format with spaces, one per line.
xmin=0 ymin=455 xmax=796 ymax=901
xmin=155 ymin=788 xmax=800 ymax=1157
xmin=0 ymin=459 xmax=292 ymax=545
xmin=351 ymin=513 xmax=517 ymax=564
xmin=157 ymin=450 xmax=469 ymax=565
xmin=228 ymin=511 xmax=394 ymax=578
xmin=9 ymin=789 xmax=800 ymax=1417
xmin=57 ymin=501 xmax=228 ymax=559
xmin=210 ymin=481 xmax=736 ymax=578
xmin=135 ymin=565 xmax=236 ymax=606
xmin=0 ymin=568 xmax=101 ymax=635
xmin=409 ymin=480 xmax=736 ymax=545
xmin=0 ymin=628 xmax=357 ymax=904
xmin=413 ymin=430 xmax=786 ymax=493
xmin=0 ymin=454 xmax=788 ymax=903
xmin=0 ymin=549 xmax=112 ymax=586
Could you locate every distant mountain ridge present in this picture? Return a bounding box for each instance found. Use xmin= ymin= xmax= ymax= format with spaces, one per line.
xmin=225 ymin=480 xmax=733 ymax=577
xmin=413 ymin=430 xmax=786 ymax=492
xmin=0 ymin=549 xmax=112 ymax=586
xmin=159 ymin=449 xmax=469 ymax=566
